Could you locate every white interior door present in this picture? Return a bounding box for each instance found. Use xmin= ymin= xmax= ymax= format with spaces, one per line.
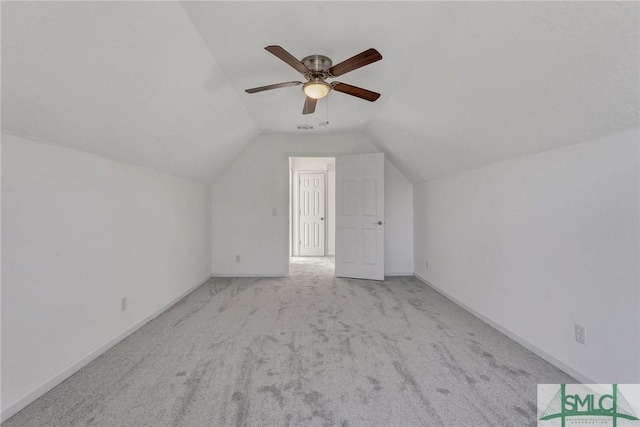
xmin=299 ymin=172 xmax=325 ymax=256
xmin=335 ymin=153 xmax=385 ymax=280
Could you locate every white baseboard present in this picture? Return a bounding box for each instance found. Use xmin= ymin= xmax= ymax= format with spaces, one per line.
xmin=212 ymin=273 xmax=412 ymax=278
xmin=211 ymin=273 xmax=285 ymax=278
xmin=1 ymin=275 xmax=211 ymax=423
xmin=413 ymin=273 xmax=593 ymax=384
xmin=212 ymin=272 xmax=412 ymax=278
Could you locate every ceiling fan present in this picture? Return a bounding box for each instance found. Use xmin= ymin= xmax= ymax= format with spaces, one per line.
xmin=245 ymin=45 xmax=382 ymax=115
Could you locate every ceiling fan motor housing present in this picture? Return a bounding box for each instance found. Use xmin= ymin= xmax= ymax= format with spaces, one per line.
xmin=302 ymin=55 xmax=332 ymax=73
xmin=301 ymin=55 xmax=333 ymax=100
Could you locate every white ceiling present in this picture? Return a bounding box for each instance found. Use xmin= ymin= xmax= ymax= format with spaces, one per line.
xmin=2 ymin=2 xmax=638 ymax=183
xmin=2 ymin=2 xmax=258 ymax=183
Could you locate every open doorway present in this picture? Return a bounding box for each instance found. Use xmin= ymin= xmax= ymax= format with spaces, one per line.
xmin=289 ymin=157 xmax=336 ymax=276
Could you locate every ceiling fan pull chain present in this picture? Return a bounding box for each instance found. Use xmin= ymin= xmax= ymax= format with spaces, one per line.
xmin=326 ymin=95 xmax=330 ymax=126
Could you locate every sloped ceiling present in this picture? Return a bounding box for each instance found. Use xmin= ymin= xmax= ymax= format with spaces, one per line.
xmin=2 ymin=2 xmax=638 ymax=184
xmin=364 ymin=2 xmax=639 ymax=182
xmin=1 ymin=2 xmax=258 ymax=183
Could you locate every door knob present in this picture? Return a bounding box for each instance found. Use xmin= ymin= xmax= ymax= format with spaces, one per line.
xmin=320 ymin=217 xmax=324 ymax=220
xmin=374 ymin=221 xmax=383 ymax=225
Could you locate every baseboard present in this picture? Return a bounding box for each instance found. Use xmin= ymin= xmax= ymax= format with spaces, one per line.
xmin=210 ymin=272 xmax=413 ymax=278
xmin=211 ymin=273 xmax=285 ymax=278
xmin=1 ymin=275 xmax=211 ymax=423
xmin=413 ymin=273 xmax=594 ymax=384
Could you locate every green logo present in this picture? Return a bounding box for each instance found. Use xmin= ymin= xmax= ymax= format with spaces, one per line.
xmin=539 ymin=384 xmax=639 ymax=427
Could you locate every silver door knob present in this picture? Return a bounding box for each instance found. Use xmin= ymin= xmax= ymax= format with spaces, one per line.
xmin=374 ymin=221 xmax=383 ymax=225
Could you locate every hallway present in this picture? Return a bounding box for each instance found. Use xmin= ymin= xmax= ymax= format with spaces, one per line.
xmin=289 ymin=256 xmax=335 ymax=277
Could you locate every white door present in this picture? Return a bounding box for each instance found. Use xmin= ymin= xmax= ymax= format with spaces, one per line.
xmin=299 ymin=172 xmax=325 ymax=256
xmin=335 ymin=153 xmax=385 ymax=280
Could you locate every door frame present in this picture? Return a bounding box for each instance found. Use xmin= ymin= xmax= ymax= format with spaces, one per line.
xmin=295 ymin=170 xmax=327 ymax=256
xmin=285 ymin=155 xmax=337 ymax=275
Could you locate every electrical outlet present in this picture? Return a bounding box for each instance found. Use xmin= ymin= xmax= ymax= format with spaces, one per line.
xmin=236 ymin=255 xmax=241 ymax=262
xmin=121 ymin=297 xmax=127 ymax=311
xmin=575 ymin=324 xmax=586 ymax=345
xmin=272 ymin=208 xmax=278 ymax=216
xmin=425 ymin=260 xmax=429 ymax=269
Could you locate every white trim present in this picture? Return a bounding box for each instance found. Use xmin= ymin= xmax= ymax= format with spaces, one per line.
xmin=1 ymin=275 xmax=211 ymax=423
xmin=286 ymin=154 xmax=341 ymax=278
xmin=384 ymin=272 xmax=414 ymax=277
xmin=211 ymin=273 xmax=285 ymax=278
xmin=413 ymin=273 xmax=593 ymax=384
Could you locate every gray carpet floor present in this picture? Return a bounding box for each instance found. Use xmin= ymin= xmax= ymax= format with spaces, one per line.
xmin=4 ymin=257 xmax=574 ymax=426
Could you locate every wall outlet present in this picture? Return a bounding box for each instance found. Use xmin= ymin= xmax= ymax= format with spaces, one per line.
xmin=121 ymin=297 xmax=127 ymax=312
xmin=575 ymin=324 xmax=586 ymax=344
xmin=425 ymin=260 xmax=429 ymax=269
xmin=271 ymin=208 xmax=278 ymax=216
xmin=236 ymin=255 xmax=241 ymax=262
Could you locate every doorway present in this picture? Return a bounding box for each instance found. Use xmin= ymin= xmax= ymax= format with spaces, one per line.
xmin=289 ymin=157 xmax=336 ymax=274
xmin=287 ymin=153 xmax=385 ymax=279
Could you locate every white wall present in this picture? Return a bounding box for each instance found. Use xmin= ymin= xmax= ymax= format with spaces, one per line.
xmin=414 ymin=128 xmax=639 ymax=383
xmin=328 ymin=168 xmax=336 ymax=256
xmin=1 ymin=133 xmax=211 ymax=420
xmin=384 ymin=158 xmax=414 ymax=275
xmin=211 ymin=133 xmax=414 ymax=276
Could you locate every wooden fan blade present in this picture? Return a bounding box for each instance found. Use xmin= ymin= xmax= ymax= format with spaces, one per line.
xmin=302 ymin=96 xmax=317 ymax=115
xmin=245 ymin=81 xmax=302 ymax=93
xmin=327 ymin=48 xmax=382 ymax=77
xmin=265 ymin=46 xmax=311 ymax=74
xmin=332 ymin=82 xmax=380 ymax=102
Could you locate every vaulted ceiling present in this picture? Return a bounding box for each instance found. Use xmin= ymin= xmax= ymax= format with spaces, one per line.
xmin=2 ymin=2 xmax=638 ymax=183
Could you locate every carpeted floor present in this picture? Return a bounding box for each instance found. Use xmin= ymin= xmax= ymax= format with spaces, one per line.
xmin=4 ymin=257 xmax=574 ymax=426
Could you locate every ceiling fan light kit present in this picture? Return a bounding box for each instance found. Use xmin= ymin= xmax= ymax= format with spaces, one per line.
xmin=245 ymin=45 xmax=382 ymax=114
xmin=303 ymin=79 xmax=331 ymax=99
